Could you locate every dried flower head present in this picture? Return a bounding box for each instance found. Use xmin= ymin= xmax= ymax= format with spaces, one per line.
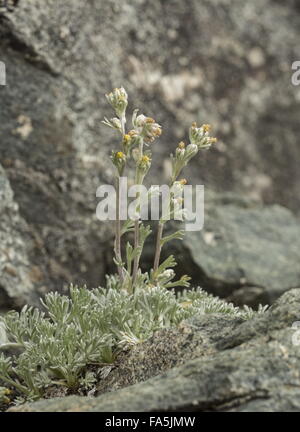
xmin=128 ymin=129 xmax=138 ymax=138
xmin=122 ymin=134 xmax=132 ymax=154
xmin=132 ymin=112 xmax=162 ymax=143
xmin=202 ymin=124 xmax=212 ymax=133
xmin=189 ymin=122 xmax=217 ymax=149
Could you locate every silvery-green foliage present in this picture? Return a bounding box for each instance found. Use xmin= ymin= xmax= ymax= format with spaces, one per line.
xmin=177 ymin=288 xmax=268 ymax=319
xmin=79 ymin=371 xmax=97 ymax=390
xmin=0 ymin=284 xmax=264 ymax=402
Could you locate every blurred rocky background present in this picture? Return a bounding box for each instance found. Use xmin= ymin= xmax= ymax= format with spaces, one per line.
xmin=0 ymin=0 xmax=300 ymax=311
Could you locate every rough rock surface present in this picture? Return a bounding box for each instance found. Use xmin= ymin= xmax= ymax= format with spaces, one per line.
xmin=0 ymin=164 xmax=37 ymax=311
xmin=10 ymin=289 xmax=300 ymax=412
xmin=163 ymin=195 xmax=300 ymax=306
xmin=0 ymin=0 xmax=300 ymax=307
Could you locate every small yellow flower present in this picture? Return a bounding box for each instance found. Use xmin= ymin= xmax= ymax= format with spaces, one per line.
xmin=146 ymin=117 xmax=155 ymax=124
xmin=141 ymin=155 xmax=151 ymax=163
xmin=122 ymin=135 xmax=131 ymax=150
xmin=202 ymin=124 xmax=212 ymax=133
xmin=209 ymin=137 xmax=218 ymax=143
xmin=191 ymin=122 xmax=197 ymax=128
xmin=153 ymin=127 xmax=162 ymax=137
xmin=116 ymin=151 xmax=125 ymax=159
xmin=133 ymin=114 xmax=162 ymax=143
xmin=179 ymin=178 xmax=187 ymax=185
xmin=178 ymin=141 xmax=185 ymax=149
xmin=138 ymin=154 xmax=151 ymax=174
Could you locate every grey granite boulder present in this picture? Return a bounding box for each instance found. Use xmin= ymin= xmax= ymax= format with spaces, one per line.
xmin=0 ymin=164 xmax=37 ymax=311
xmin=172 ymin=197 xmax=300 ymax=306
xmin=10 ymin=288 xmax=300 ymax=412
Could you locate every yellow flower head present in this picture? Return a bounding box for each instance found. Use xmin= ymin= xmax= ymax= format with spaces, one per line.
xmin=146 ymin=117 xmax=155 ymax=124
xmin=141 ymin=155 xmax=151 ymax=163
xmin=202 ymin=124 xmax=212 ymax=133
xmin=116 ymin=151 xmax=125 ymax=159
xmin=138 ymin=154 xmax=151 ymax=173
xmin=153 ymin=127 xmax=162 ymax=137
xmin=133 ymin=114 xmax=162 ymax=143
xmin=178 ymin=141 xmax=185 ymax=149
xmin=179 ymin=178 xmax=187 ymax=185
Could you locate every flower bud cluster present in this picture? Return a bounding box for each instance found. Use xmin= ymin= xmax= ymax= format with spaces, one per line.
xmin=132 ymin=112 xmax=162 ymax=144
xmin=106 ymin=87 xmax=128 ymax=119
xmin=189 ymin=122 xmax=217 ymax=149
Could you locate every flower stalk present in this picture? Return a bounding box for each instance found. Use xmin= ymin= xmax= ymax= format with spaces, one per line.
xmin=115 ymin=172 xmax=124 ymax=282
xmin=103 ymin=89 xmax=216 ymax=291
xmin=106 ymin=88 xmax=129 ymax=281
xmin=153 ymin=123 xmax=217 ymax=274
xmin=132 ymin=138 xmax=144 ymax=285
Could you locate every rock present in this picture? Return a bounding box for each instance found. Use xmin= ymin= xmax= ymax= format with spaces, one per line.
xmin=0 ymin=0 xmax=299 ymax=306
xmin=164 ymin=196 xmax=300 ymax=306
xmin=96 ymin=313 xmax=243 ymax=395
xmin=0 ymin=164 xmax=37 ymax=311
xmin=10 ymin=288 xmax=300 ymax=412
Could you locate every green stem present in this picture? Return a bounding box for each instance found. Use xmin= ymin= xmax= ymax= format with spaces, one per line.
xmin=132 ymin=139 xmax=144 ymax=286
xmin=115 ymin=175 xmax=124 ymax=282
xmin=153 ymin=221 xmax=164 ymax=273
xmin=153 ymin=176 xmax=178 ymax=274
xmin=114 ymin=114 xmax=127 ymax=283
xmin=120 ymin=113 xmax=126 ymax=135
xmin=132 ymin=220 xmax=140 ymax=285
